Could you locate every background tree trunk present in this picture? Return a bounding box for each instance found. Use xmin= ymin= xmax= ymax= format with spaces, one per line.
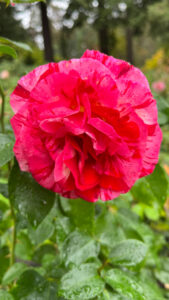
xmin=98 ymin=26 xmax=109 ymax=54
xmin=40 ymin=2 xmax=54 ymax=62
xmin=98 ymin=0 xmax=109 ymax=54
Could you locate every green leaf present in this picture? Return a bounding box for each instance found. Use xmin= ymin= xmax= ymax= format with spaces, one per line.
xmin=144 ymin=205 xmax=160 ymax=221
xmin=15 ymin=232 xmax=33 ymax=260
xmin=55 ymin=216 xmax=74 ymax=248
xmin=116 ymin=208 xmax=153 ymax=244
xmin=60 ymin=197 xmax=95 ymax=235
xmin=156 ymin=94 xmax=169 ymax=125
xmin=109 ymin=239 xmax=147 ymax=267
xmin=159 ymin=257 xmax=169 ymax=272
xmin=0 ymin=37 xmax=32 ymax=52
xmin=33 ymin=244 xmax=57 ymax=265
xmin=103 ymin=269 xmax=146 ymax=300
xmin=131 ymin=178 xmax=156 ymax=205
xmin=11 ymin=269 xmax=53 ymax=300
xmin=0 ymin=134 xmax=14 ymax=167
xmin=0 ymin=193 xmax=9 ymax=212
xmin=146 ymin=164 xmax=168 ymax=206
xmin=28 ymin=217 xmax=55 ymax=245
xmin=0 ymin=183 xmax=8 ymax=198
xmin=138 ymin=270 xmax=165 ymax=300
xmin=0 ymin=290 xmax=14 ymax=300
xmin=59 ymin=263 xmax=104 ymax=300
xmin=155 ymin=270 xmax=169 ymax=285
xmin=131 ymin=165 xmax=168 ymax=213
xmin=98 ymin=290 xmax=127 ymax=300
xmin=8 ymin=162 xmax=55 ymax=226
xmin=62 ymin=231 xmax=99 ymax=267
xmin=95 ymin=210 xmax=125 ymax=248
xmin=2 ymin=263 xmax=27 ymax=285
xmin=0 ymin=45 xmax=17 ymax=58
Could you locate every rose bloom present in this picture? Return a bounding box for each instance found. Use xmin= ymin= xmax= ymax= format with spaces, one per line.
xmin=10 ymin=50 xmax=162 ymax=202
xmin=152 ymin=81 xmax=166 ymax=93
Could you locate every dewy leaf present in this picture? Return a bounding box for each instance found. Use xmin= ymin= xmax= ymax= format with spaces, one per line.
xmin=61 ymin=197 xmax=95 ymax=235
xmin=8 ymin=162 xmax=55 ymax=226
xmin=98 ymin=290 xmax=127 ymax=300
xmin=155 ymin=93 xmax=169 ymax=125
xmin=103 ymin=269 xmax=146 ymax=300
xmin=0 ymin=45 xmax=17 ymax=58
xmin=15 ymin=232 xmax=33 ymax=260
xmin=131 ymin=178 xmax=156 ymax=205
xmin=55 ymin=216 xmax=74 ymax=248
xmin=155 ymin=270 xmax=169 ymax=285
xmin=109 ymin=239 xmax=147 ymax=267
xmin=116 ymin=208 xmax=156 ymax=246
xmin=0 ymin=290 xmax=14 ymax=300
xmin=146 ymin=164 xmax=168 ymax=206
xmin=138 ymin=270 xmax=165 ymax=300
xmin=59 ymin=263 xmax=104 ymax=300
xmin=11 ymin=269 xmax=52 ymax=300
xmin=95 ymin=210 xmax=125 ymax=248
xmin=131 ymin=164 xmax=168 ymax=209
xmin=0 ymin=183 xmax=9 ymax=198
xmin=62 ymin=230 xmax=99 ymax=267
xmin=2 ymin=262 xmax=27 ymax=285
xmin=28 ymin=217 xmax=55 ymax=245
xmin=0 ymin=36 xmax=32 ymax=52
xmin=0 ymin=134 xmax=14 ymax=167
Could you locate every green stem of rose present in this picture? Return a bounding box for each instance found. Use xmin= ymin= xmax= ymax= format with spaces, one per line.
xmin=0 ymin=82 xmax=5 ymax=133
xmin=10 ymin=203 xmax=16 ymax=266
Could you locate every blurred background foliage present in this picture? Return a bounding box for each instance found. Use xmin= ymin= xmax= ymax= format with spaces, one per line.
xmin=1 ymin=0 xmax=169 ymax=299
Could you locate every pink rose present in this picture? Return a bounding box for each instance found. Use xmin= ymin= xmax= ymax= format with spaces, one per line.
xmin=10 ymin=50 xmax=162 ymax=202
xmin=152 ymin=81 xmax=166 ymax=93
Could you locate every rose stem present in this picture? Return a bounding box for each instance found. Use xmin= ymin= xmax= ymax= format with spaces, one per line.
xmin=0 ymin=83 xmax=5 ymax=133
xmin=10 ymin=203 xmax=16 ymax=266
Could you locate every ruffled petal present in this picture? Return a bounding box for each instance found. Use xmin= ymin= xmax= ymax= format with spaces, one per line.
xmin=141 ymin=125 xmax=162 ymax=176
xmin=10 ymin=63 xmax=58 ymax=113
xmin=82 ymin=49 xmax=150 ymax=89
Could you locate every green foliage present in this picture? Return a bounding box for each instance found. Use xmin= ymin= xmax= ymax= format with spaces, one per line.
xmin=2 ymin=263 xmax=27 ymax=285
xmin=0 ymin=45 xmax=17 ymax=59
xmin=102 ymin=268 xmax=165 ymax=300
xmin=0 ymin=134 xmax=14 ymax=167
xmin=59 ymin=263 xmax=105 ymax=300
xmin=11 ymin=269 xmax=56 ymax=299
xmin=0 ymin=164 xmax=169 ymax=299
xmin=60 ymin=197 xmax=95 ymax=234
xmin=62 ymin=230 xmax=99 ymax=267
xmin=109 ymin=239 xmax=147 ymax=267
xmin=0 ymin=36 xmax=32 ymax=60
xmin=0 ymin=290 xmax=14 ymax=300
xmin=0 ymin=37 xmax=32 ymax=52
xmin=131 ymin=164 xmax=168 ymax=220
xmin=156 ymin=94 xmax=169 ymax=125
xmin=102 ymin=269 xmax=146 ymax=300
xmin=9 ymin=162 xmax=55 ymax=226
